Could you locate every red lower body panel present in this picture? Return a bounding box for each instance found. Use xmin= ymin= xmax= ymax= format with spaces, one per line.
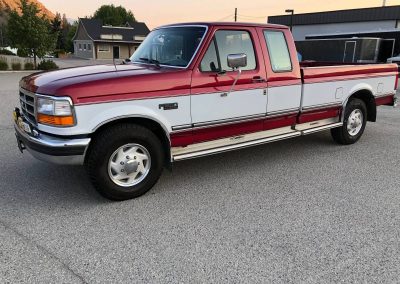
xmin=297 ymin=107 xmax=341 ymax=124
xmin=375 ymin=95 xmax=395 ymax=106
xmin=171 ymin=106 xmax=342 ymax=148
xmin=170 ymin=114 xmax=298 ymax=147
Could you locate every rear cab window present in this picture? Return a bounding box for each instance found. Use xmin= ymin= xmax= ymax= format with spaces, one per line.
xmin=263 ymin=30 xmax=292 ymax=72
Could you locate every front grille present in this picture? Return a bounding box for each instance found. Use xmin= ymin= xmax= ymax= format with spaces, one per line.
xmin=19 ymin=89 xmax=37 ymax=125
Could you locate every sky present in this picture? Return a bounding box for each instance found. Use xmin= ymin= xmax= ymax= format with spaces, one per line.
xmin=40 ymin=0 xmax=399 ymax=29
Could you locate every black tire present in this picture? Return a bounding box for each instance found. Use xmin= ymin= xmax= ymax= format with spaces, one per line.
xmin=86 ymin=123 xmax=164 ymax=201
xmin=331 ymin=98 xmax=367 ymax=145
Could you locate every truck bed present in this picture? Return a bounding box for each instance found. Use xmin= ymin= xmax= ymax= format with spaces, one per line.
xmin=301 ymin=63 xmax=398 ymax=84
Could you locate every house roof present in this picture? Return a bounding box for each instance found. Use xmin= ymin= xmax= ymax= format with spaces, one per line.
xmin=79 ymin=18 xmax=150 ymax=42
xmin=268 ymin=5 xmax=400 ymax=26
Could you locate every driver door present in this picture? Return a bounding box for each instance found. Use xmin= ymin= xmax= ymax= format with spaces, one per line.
xmin=190 ymin=27 xmax=268 ymax=143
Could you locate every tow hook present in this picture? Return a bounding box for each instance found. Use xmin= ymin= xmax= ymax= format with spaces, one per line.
xmin=15 ymin=134 xmax=26 ymax=153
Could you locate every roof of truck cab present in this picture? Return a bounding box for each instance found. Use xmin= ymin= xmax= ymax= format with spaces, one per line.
xmin=157 ymin=22 xmax=288 ymax=30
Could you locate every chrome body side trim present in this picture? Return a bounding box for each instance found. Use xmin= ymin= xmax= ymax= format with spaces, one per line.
xmin=302 ymin=102 xmax=342 ymax=112
xmin=171 ymin=109 xmax=300 ymax=133
xmin=171 ymin=124 xmax=192 ymax=131
xmin=267 ymin=107 xmax=300 ymax=116
xmin=193 ymin=113 xmax=265 ymax=128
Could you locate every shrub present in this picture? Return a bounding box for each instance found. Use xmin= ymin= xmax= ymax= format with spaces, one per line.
xmin=0 ymin=60 xmax=8 ymax=70
xmin=24 ymin=62 xmax=35 ymax=70
xmin=17 ymin=49 xmax=29 ymax=58
xmin=37 ymin=60 xmax=59 ymax=71
xmin=0 ymin=49 xmax=16 ymax=56
xmin=12 ymin=62 xmax=21 ymax=70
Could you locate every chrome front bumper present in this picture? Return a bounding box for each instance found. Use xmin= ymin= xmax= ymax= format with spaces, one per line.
xmin=14 ymin=120 xmax=91 ymax=166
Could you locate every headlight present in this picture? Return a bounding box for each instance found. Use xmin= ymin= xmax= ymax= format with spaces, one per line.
xmin=37 ymin=96 xmax=75 ymax=127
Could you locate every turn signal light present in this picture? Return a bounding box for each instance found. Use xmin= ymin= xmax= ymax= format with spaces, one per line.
xmin=37 ymin=114 xmax=75 ymax=126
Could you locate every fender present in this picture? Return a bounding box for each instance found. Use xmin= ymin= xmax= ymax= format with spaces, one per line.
xmin=37 ymin=96 xmax=191 ymax=137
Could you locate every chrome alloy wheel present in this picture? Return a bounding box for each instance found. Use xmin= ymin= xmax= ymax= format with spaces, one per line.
xmin=108 ymin=144 xmax=151 ymax=187
xmin=347 ymin=109 xmax=364 ymax=136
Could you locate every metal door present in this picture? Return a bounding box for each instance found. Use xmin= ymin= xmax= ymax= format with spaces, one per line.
xmin=343 ymin=41 xmax=356 ymax=63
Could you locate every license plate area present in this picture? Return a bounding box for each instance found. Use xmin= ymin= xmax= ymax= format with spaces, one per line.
xmin=14 ymin=110 xmax=33 ymax=135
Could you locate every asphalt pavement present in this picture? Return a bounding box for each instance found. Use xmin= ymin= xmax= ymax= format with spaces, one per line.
xmin=1 ymin=72 xmax=400 ymax=283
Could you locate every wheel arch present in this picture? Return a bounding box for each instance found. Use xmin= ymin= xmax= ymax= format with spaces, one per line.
xmin=346 ymin=89 xmax=377 ymax=122
xmin=85 ymin=116 xmax=172 ymax=166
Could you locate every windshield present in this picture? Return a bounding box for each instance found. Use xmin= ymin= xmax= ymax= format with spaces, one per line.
xmin=130 ymin=26 xmax=207 ymax=67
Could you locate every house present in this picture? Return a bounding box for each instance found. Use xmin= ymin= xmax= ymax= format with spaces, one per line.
xmin=72 ymin=18 xmax=150 ymax=60
xmin=268 ymin=5 xmax=400 ymax=41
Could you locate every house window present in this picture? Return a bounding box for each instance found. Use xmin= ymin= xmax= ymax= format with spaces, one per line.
xmin=78 ymin=44 xmax=82 ymax=50
xmin=88 ymin=44 xmax=92 ymax=51
xmin=98 ymin=44 xmax=110 ymax=52
xmin=84 ymin=44 xmax=87 ymax=50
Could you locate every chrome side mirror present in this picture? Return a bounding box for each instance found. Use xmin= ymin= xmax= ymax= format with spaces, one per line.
xmin=227 ymin=53 xmax=247 ymax=69
xmin=221 ymin=53 xmax=247 ymax=97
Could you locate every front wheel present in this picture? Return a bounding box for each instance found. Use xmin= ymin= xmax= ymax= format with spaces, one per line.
xmin=331 ymin=98 xmax=367 ymax=145
xmin=86 ymin=124 xmax=164 ymax=201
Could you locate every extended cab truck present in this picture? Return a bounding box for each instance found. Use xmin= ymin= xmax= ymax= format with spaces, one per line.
xmin=14 ymin=23 xmax=398 ymax=200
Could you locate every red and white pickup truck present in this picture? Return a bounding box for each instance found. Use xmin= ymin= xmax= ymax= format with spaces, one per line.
xmin=14 ymin=22 xmax=398 ymax=200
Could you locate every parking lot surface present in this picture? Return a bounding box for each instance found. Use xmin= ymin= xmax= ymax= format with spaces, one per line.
xmin=1 ymin=72 xmax=400 ymax=283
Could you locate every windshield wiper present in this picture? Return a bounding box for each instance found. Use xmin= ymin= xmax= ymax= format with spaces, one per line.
xmin=138 ymin=57 xmax=161 ymax=67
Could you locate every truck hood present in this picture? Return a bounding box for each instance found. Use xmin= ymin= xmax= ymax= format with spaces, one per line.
xmin=20 ymin=64 xmax=192 ymax=104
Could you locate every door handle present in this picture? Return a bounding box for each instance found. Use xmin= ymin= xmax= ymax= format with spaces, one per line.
xmin=252 ymin=76 xmax=265 ymax=83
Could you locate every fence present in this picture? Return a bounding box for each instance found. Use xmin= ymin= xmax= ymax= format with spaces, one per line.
xmin=0 ymin=55 xmax=34 ymax=70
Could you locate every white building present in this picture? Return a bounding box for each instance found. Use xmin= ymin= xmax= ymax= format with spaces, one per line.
xmin=268 ymin=6 xmax=400 ymax=41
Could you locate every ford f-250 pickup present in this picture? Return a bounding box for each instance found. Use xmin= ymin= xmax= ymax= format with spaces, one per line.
xmin=14 ymin=22 xmax=398 ymax=200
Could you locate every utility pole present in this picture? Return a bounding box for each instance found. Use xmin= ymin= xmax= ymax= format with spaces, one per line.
xmin=234 ymin=8 xmax=237 ymax=22
xmin=285 ymin=9 xmax=294 ymax=31
xmin=383 ymin=0 xmax=387 ymax=6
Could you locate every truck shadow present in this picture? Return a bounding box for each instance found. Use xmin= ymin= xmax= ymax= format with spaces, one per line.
xmin=2 ymin=131 xmax=338 ymax=207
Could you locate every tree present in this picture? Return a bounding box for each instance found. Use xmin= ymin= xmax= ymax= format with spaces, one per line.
xmin=92 ymin=4 xmax=136 ymax=26
xmin=65 ymin=21 xmax=77 ymax=53
xmin=0 ymin=9 xmax=9 ymax=47
xmin=51 ymin=12 xmax=63 ymax=51
xmin=7 ymin=0 xmax=57 ymax=67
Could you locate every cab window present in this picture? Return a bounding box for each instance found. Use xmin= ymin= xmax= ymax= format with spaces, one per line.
xmin=263 ymin=30 xmax=292 ymax=72
xmin=200 ymin=30 xmax=256 ymax=72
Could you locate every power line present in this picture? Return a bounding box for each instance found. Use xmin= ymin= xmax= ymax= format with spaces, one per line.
xmin=238 ymin=14 xmax=266 ymax=19
xmin=216 ymin=14 xmax=234 ymax=21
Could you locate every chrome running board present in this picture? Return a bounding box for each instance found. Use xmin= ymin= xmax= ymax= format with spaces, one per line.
xmin=302 ymin=122 xmax=343 ymax=135
xmin=171 ymin=119 xmax=343 ymax=162
xmin=173 ymin=130 xmax=300 ymax=161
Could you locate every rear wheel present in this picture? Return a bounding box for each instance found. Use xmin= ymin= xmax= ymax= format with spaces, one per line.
xmin=331 ymin=98 xmax=367 ymax=145
xmin=86 ymin=124 xmax=164 ymax=201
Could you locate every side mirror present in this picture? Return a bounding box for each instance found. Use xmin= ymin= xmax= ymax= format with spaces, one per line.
xmin=222 ymin=54 xmax=247 ymax=98
xmin=227 ymin=53 xmax=247 ymax=69
xmin=122 ymin=58 xmax=131 ymax=65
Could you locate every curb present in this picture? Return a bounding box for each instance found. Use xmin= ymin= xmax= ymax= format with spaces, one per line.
xmin=0 ymin=70 xmax=42 ymax=73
